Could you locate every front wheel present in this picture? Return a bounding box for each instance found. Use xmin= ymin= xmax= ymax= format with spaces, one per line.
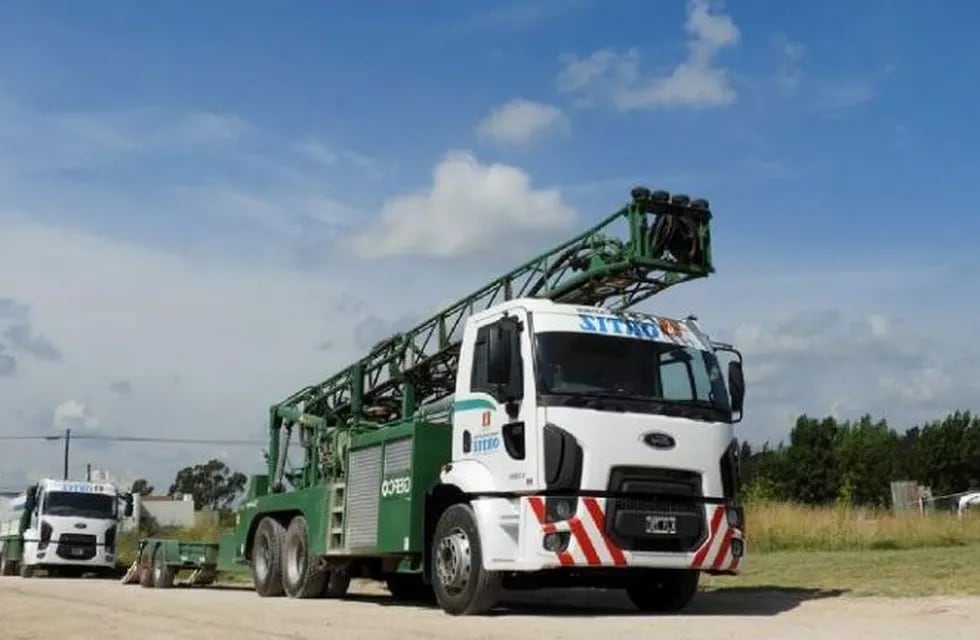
xmin=430 ymin=503 xmax=501 ymax=616
xmin=625 ymin=568 xmax=700 ymax=613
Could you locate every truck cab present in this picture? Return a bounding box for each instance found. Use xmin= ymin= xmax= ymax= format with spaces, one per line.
xmin=433 ymin=298 xmax=745 ymax=613
xmin=14 ymin=479 xmax=132 ymax=577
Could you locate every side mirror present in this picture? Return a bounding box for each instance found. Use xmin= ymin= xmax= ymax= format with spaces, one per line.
xmin=24 ymin=485 xmax=38 ymax=513
xmin=123 ymin=494 xmax=134 ymax=518
xmin=728 ymin=360 xmax=745 ymax=416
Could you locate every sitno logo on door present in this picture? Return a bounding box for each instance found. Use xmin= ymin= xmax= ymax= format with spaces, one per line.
xmin=381 ymin=476 xmax=411 ymax=497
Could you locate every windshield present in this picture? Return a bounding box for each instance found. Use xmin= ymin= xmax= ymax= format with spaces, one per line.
xmin=43 ymin=491 xmax=116 ymax=519
xmin=534 ymin=331 xmax=731 ymax=420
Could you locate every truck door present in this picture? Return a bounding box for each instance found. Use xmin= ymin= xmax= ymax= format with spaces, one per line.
xmin=458 ymin=307 xmax=539 ymax=493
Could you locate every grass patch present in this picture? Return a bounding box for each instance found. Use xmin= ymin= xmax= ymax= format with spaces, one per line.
xmin=745 ymin=501 xmax=980 ymax=552
xmin=702 ymin=545 xmax=980 ymax=597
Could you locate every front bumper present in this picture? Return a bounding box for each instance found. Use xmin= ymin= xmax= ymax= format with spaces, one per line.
xmin=473 ymin=495 xmax=744 ymax=574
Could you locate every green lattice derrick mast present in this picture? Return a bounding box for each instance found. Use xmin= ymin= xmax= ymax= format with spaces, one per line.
xmin=265 ymin=186 xmax=714 ymax=490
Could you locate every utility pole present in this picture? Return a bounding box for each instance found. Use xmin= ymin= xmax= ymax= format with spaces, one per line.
xmin=63 ymin=428 xmax=71 ymax=480
xmin=86 ymin=463 xmax=91 ymax=482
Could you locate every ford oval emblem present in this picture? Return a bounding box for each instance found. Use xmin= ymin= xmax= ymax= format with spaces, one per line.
xmin=642 ymin=431 xmax=676 ymax=450
xmin=74 ymin=523 xmax=87 ymax=529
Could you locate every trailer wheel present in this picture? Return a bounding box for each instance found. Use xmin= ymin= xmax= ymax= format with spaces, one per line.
xmin=281 ymin=515 xmax=326 ymax=598
xmin=152 ymin=545 xmax=176 ymax=589
xmin=251 ymin=517 xmax=286 ymax=597
xmin=625 ymin=568 xmax=700 ymax=613
xmin=430 ymin=503 xmax=501 ymax=615
xmin=19 ymin=562 xmax=34 ymax=579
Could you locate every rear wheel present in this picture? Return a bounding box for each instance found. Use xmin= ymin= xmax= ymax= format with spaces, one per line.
xmin=625 ymin=568 xmax=700 ymax=613
xmin=430 ymin=503 xmax=500 ymax=616
xmin=19 ymin=562 xmax=34 ymax=578
xmin=251 ymin=517 xmax=286 ymax=597
xmin=282 ymin=516 xmax=326 ymax=598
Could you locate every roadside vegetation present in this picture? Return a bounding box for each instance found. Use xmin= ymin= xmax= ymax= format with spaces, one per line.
xmin=113 ymin=501 xmax=980 ymax=595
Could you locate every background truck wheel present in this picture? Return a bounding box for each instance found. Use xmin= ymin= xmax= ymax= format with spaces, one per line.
xmin=625 ymin=568 xmax=700 ymax=613
xmin=19 ymin=563 xmax=34 ymax=578
xmin=251 ymin=517 xmax=286 ymax=597
xmin=152 ymin=544 xmax=176 ymax=588
xmin=430 ymin=503 xmax=501 ymax=616
xmin=0 ymin=551 xmax=17 ymax=576
xmin=138 ymin=560 xmax=154 ymax=588
xmin=385 ymin=573 xmax=435 ymax=603
xmin=319 ymin=565 xmax=350 ymax=598
xmin=282 ymin=515 xmax=326 ymax=598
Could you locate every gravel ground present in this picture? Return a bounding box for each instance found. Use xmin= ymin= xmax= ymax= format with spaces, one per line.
xmin=2 ymin=576 xmax=978 ymax=640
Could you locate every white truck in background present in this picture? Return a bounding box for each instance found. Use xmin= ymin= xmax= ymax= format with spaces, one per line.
xmin=0 ymin=478 xmax=133 ymax=577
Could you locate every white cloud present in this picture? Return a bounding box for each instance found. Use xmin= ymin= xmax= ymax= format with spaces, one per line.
xmin=556 ymin=0 xmax=740 ymax=110
xmin=816 ymin=79 xmax=875 ymax=111
xmin=350 ymin=150 xmax=575 ymax=259
xmin=53 ymin=400 xmax=100 ymax=432
xmin=0 ymin=219 xmax=402 ymax=488
xmin=476 ymin=98 xmax=569 ymax=146
xmin=774 ymin=34 xmax=805 ymax=91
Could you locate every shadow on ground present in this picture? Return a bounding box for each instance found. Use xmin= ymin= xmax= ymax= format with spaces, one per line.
xmin=344 ymin=585 xmax=849 ymax=617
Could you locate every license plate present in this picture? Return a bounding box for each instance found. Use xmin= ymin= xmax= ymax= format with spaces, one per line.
xmin=70 ymin=548 xmax=85 ymax=556
xmin=644 ymin=515 xmax=677 ymax=535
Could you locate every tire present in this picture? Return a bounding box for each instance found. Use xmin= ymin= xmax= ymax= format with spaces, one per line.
xmin=0 ymin=550 xmax=15 ymax=576
xmin=19 ymin=562 xmax=34 ymax=578
xmin=251 ymin=517 xmax=286 ymax=597
xmin=430 ymin=503 xmax=501 ymax=616
xmin=319 ymin=565 xmax=350 ymax=598
xmin=282 ymin=516 xmax=326 ymax=598
xmin=138 ymin=562 xmax=154 ymax=588
xmin=625 ymin=568 xmax=700 ymax=613
xmin=152 ymin=545 xmax=176 ymax=588
xmin=385 ymin=573 xmax=435 ymax=603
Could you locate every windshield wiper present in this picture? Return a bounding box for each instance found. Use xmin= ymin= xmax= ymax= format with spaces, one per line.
xmin=546 ymin=392 xmax=626 ymax=412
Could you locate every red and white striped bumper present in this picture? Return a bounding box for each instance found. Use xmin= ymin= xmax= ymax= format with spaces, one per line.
xmin=525 ymin=497 xmax=743 ymax=572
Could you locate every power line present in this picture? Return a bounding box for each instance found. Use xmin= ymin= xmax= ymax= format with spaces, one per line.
xmin=0 ymin=434 xmax=263 ymax=445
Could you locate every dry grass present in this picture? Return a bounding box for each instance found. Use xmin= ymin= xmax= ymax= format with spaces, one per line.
xmin=744 ymin=500 xmax=980 ymax=552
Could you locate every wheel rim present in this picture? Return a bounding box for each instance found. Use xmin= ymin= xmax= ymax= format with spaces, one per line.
xmin=254 ymin=533 xmax=269 ymax=581
xmin=285 ymin=533 xmax=305 ymax=585
xmin=435 ymin=526 xmax=472 ymax=595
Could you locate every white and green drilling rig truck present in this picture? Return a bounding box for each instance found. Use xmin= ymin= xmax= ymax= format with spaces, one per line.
xmin=127 ymin=186 xmax=747 ymax=615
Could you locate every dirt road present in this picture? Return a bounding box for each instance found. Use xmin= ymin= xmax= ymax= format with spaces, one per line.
xmin=2 ymin=576 xmax=978 ymax=640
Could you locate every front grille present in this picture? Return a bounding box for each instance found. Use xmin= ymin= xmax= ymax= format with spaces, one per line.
xmin=604 ymin=466 xmax=706 ymax=552
xmin=55 ymin=533 xmax=97 ymax=560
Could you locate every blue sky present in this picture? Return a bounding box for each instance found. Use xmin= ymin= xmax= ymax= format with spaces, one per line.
xmin=1 ymin=1 xmax=978 ymax=489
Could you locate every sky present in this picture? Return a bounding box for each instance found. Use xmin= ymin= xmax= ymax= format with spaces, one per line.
xmin=1 ymin=0 xmax=979 ymax=492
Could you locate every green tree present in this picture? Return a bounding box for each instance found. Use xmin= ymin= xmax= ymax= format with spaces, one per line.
xmin=130 ymin=478 xmax=154 ymax=496
xmin=167 ymin=459 xmax=247 ymax=511
xmin=783 ymin=415 xmax=842 ymax=504
xmin=835 ymin=415 xmax=899 ymax=507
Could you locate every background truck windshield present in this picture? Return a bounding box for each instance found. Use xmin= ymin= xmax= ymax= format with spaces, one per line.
xmin=43 ymin=492 xmax=116 ymax=519
xmin=534 ymin=331 xmax=731 ymax=417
